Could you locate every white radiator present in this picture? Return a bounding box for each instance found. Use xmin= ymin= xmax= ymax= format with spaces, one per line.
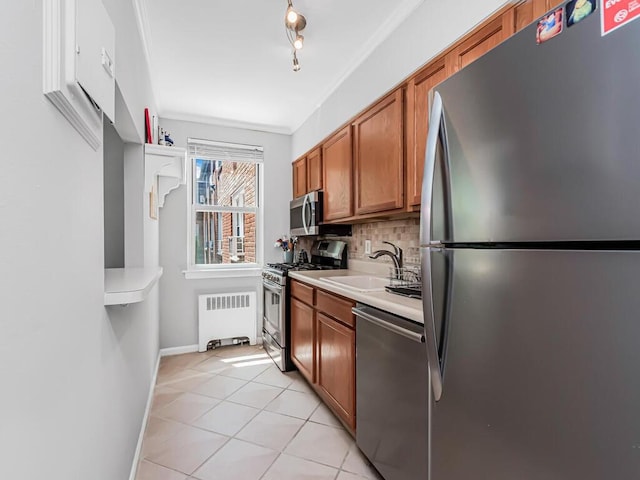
xmin=197 ymin=292 xmax=257 ymax=352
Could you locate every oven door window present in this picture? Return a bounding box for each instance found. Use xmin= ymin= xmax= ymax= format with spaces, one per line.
xmin=263 ymin=283 xmax=283 ymax=345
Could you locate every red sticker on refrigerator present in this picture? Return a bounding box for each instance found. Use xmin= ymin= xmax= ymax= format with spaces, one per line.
xmin=601 ymin=0 xmax=640 ymax=35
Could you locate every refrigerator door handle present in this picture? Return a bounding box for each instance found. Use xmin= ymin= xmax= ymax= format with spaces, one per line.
xmin=420 ymin=91 xmax=448 ymax=402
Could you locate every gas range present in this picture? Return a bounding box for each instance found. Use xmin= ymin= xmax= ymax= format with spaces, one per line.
xmin=261 ymin=240 xmax=348 ymax=372
xmin=262 ymin=262 xmax=341 ymax=285
xmin=262 ymin=240 xmax=349 ymax=285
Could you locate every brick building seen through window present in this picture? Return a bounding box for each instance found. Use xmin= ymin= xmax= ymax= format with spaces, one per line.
xmin=193 ymin=158 xmax=258 ymax=265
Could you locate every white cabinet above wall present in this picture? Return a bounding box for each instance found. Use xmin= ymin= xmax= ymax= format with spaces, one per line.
xmin=43 ymin=0 xmax=115 ymax=150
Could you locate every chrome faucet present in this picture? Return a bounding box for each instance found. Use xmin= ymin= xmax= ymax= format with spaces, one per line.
xmin=369 ymin=241 xmax=403 ymax=279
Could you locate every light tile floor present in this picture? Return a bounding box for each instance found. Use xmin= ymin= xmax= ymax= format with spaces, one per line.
xmin=135 ymin=344 xmax=383 ymax=480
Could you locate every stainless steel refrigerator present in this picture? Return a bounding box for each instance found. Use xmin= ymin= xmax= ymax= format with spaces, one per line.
xmin=420 ymin=7 xmax=640 ymax=480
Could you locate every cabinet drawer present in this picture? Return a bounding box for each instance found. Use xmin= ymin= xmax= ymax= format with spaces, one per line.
xmin=291 ymin=280 xmax=314 ymax=305
xmin=316 ymin=290 xmax=355 ymax=328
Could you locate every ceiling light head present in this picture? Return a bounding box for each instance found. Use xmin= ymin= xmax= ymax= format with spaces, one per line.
xmin=292 ymin=52 xmax=301 ymax=72
xmin=286 ymin=7 xmax=298 ymax=25
xmin=293 ymin=34 xmax=304 ymax=50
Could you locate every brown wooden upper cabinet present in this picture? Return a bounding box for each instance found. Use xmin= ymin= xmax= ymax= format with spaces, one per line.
xmin=306 ymin=147 xmax=322 ymax=192
xmin=293 ymin=157 xmax=307 ymax=199
xmin=353 ymin=88 xmax=404 ymax=216
xmin=322 ymin=125 xmax=353 ymax=221
xmin=405 ymin=59 xmax=447 ymax=209
xmin=292 ymin=147 xmax=323 ymax=199
xmin=516 ymin=0 xmax=563 ymax=32
xmin=445 ymin=9 xmax=516 ymax=76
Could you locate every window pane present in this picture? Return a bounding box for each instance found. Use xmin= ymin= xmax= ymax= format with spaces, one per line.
xmin=194 ymin=211 xmax=256 ymax=264
xmin=194 ymin=158 xmax=256 ymax=207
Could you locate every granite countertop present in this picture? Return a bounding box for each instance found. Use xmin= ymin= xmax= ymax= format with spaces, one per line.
xmin=288 ymin=262 xmax=423 ymax=324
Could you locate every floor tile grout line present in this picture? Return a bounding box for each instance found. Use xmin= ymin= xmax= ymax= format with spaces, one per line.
xmin=141 ymin=457 xmax=197 ymax=478
xmin=256 ymin=451 xmax=282 ymax=480
xmin=181 ymin=429 xmax=234 ymax=479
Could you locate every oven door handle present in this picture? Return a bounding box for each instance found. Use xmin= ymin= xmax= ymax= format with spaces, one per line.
xmin=263 ymin=280 xmax=283 ymax=293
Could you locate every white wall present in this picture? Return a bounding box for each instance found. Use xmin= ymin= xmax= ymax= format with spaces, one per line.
xmin=0 ymin=2 xmax=159 ymax=478
xmin=158 ymin=118 xmax=291 ymax=348
xmin=292 ymin=0 xmax=509 ymax=157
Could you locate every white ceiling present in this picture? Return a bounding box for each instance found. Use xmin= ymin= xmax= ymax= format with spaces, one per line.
xmin=136 ymin=0 xmax=424 ymax=134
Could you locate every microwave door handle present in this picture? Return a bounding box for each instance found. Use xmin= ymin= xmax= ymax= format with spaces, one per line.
xmin=302 ymin=194 xmax=311 ymax=235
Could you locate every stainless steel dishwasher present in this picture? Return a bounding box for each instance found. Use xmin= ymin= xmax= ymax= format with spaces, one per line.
xmin=353 ymin=304 xmax=428 ymax=480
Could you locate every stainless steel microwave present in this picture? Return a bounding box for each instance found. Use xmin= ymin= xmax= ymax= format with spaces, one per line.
xmin=290 ymin=191 xmax=352 ymax=237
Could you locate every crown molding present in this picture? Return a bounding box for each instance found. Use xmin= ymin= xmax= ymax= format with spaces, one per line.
xmin=291 ymin=0 xmax=425 ymax=134
xmin=161 ymin=111 xmax=293 ymax=136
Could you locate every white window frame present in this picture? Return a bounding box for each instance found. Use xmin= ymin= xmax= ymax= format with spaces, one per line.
xmin=232 ymin=189 xmax=245 ymax=238
xmin=184 ymin=139 xmax=264 ymax=279
xmin=216 ymin=212 xmax=223 ymax=255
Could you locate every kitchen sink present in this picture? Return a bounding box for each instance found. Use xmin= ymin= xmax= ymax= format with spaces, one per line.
xmin=319 ymin=275 xmax=389 ymax=292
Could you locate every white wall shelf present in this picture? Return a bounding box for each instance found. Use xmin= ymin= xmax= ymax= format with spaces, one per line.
xmin=104 ymin=267 xmax=163 ymax=306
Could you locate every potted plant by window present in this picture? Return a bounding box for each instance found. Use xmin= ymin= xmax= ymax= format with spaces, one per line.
xmin=275 ymin=235 xmax=297 ymax=263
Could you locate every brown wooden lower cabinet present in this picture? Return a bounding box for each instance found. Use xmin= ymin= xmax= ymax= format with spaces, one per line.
xmin=317 ymin=312 xmax=356 ymax=430
xmin=290 ymin=297 xmax=315 ymax=383
xmin=289 ymin=279 xmax=357 ymax=432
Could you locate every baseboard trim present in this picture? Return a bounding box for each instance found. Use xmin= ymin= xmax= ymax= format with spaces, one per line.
xmin=159 ymin=344 xmax=199 ymax=357
xmin=128 ymin=352 xmax=161 ymax=480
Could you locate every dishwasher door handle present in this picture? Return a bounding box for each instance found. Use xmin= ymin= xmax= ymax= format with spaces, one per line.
xmin=353 ymin=307 xmax=425 ymax=344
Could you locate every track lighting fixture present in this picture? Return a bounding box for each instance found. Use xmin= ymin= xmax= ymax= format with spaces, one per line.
xmin=284 ymin=0 xmax=306 ymax=71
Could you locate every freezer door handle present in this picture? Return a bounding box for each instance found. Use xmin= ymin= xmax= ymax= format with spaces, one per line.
xmin=420 ymin=91 xmax=449 ymax=402
xmin=420 ymin=90 xmax=452 ymax=245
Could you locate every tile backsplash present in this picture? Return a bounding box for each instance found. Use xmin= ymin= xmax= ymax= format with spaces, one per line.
xmin=296 ymin=217 xmax=420 ymax=267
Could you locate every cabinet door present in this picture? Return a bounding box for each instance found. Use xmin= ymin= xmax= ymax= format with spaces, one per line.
xmin=291 ymin=297 xmax=315 ymax=383
xmin=317 ymin=312 xmax=356 ymax=430
xmin=406 ymin=59 xmax=447 ymax=209
xmin=515 ymin=0 xmax=549 ymax=32
xmin=293 ymin=157 xmax=307 ymax=199
xmin=353 ymin=89 xmax=404 ymax=215
xmin=322 ymin=126 xmax=353 ymax=221
xmin=306 ymin=147 xmax=323 ymax=192
xmin=546 ymin=0 xmax=564 ymax=9
xmin=445 ymin=10 xmax=516 ymax=76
